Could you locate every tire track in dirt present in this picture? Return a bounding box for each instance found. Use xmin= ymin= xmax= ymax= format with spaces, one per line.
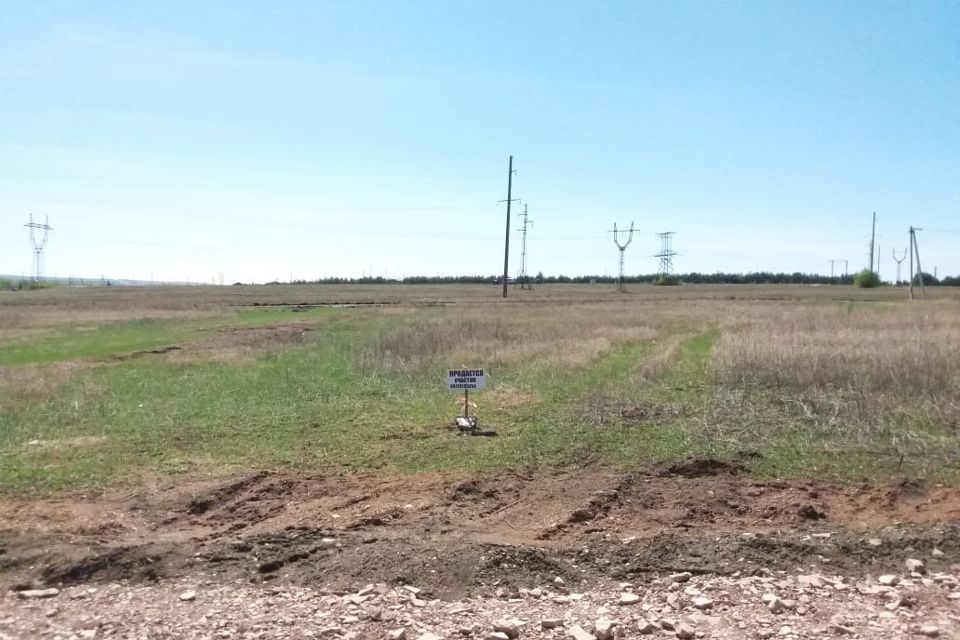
xmin=2 ymin=463 xmax=959 ymax=599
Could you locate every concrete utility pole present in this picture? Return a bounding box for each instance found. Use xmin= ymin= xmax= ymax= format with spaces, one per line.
xmin=892 ymin=247 xmax=907 ymax=285
xmin=499 ymin=156 xmax=519 ymax=298
xmin=908 ymin=227 xmax=924 ymax=300
xmin=869 ymin=211 xmax=877 ymax=272
xmin=913 ymin=227 xmax=925 ymax=296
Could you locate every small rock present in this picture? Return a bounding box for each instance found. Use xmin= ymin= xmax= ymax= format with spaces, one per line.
xmin=541 ymin=619 xmax=564 ymax=630
xmin=178 ymin=590 xmax=196 ymax=602
xmin=16 ymin=588 xmax=60 ymax=599
xmin=692 ymin=597 xmax=713 ymax=610
xmin=554 ymin=576 xmax=566 ymax=585
xmin=777 ymin=626 xmax=793 ymax=637
xmin=866 ymin=538 xmax=883 ymax=547
xmin=670 ymin=572 xmax=693 ymax=583
xmin=568 ymin=625 xmax=596 ymax=640
xmin=757 ymin=630 xmax=775 ymax=639
xmin=78 ymin=631 xmax=97 ymax=640
xmin=878 ymin=575 xmax=899 ymax=586
xmin=619 ymin=592 xmax=640 ymax=605
xmin=594 ymin=619 xmax=615 ymax=640
xmin=675 ymin=623 xmax=695 ymax=640
xmin=389 ymin=629 xmax=406 ymax=640
xmin=829 ymin=624 xmax=854 ymax=636
xmin=932 ymin=548 xmax=945 ymax=558
xmin=403 ymin=586 xmax=423 ymax=595
xmin=767 ymin=597 xmax=786 ymax=614
xmin=410 ymin=598 xmax=427 ymax=608
xmin=636 ymin=619 xmax=655 ymax=635
xmin=493 ymin=620 xmax=521 ymax=639
xmin=486 ymin=634 xmax=510 ymax=640
xmin=660 ymin=619 xmax=676 ymax=631
xmin=918 ymin=625 xmax=940 ymax=638
xmin=796 ymin=574 xmax=824 ymax=588
xmin=906 ymin=558 xmax=926 ymax=574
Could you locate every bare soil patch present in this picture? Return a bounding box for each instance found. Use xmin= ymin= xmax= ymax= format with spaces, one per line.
xmin=2 ymin=465 xmax=959 ymax=601
xmin=106 ymin=324 xmax=316 ymax=364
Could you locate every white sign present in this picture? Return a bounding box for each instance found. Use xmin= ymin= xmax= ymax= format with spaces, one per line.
xmin=447 ymin=368 xmax=486 ymax=390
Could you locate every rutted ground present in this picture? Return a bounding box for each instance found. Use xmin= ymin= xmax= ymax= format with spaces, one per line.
xmin=1 ymin=465 xmax=960 ymax=638
xmin=2 ymin=465 xmax=959 ymax=596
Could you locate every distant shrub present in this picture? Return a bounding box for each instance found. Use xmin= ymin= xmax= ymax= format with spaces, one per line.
xmin=912 ymin=272 xmax=939 ymax=286
xmin=853 ymin=269 xmax=881 ymax=288
xmin=655 ymin=275 xmax=681 ymax=286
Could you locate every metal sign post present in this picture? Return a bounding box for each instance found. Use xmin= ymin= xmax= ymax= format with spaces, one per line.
xmin=447 ymin=368 xmax=486 ymax=434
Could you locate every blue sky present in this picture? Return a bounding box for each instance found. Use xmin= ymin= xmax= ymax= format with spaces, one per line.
xmin=1 ymin=1 xmax=958 ymax=282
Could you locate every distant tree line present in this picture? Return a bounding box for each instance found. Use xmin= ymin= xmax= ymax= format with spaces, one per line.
xmin=269 ymin=271 xmax=959 ymax=286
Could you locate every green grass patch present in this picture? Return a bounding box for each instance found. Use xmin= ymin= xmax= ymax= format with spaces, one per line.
xmin=0 ymin=308 xmax=327 ymax=366
xmin=2 ymin=300 xmax=958 ymax=493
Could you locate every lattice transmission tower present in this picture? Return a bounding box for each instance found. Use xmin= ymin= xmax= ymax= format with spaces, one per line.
xmin=608 ymin=222 xmax=634 ymax=293
xmin=25 ymin=214 xmax=53 ymax=285
xmin=517 ymin=205 xmax=533 ymax=289
xmin=655 ymin=232 xmax=677 ymax=277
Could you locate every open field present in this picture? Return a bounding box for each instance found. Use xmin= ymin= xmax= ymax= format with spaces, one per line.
xmin=2 ymin=284 xmax=960 ymax=638
xmin=2 ymin=283 xmax=959 ymax=489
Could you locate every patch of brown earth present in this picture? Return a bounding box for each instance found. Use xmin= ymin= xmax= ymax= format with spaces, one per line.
xmin=1 ymin=465 xmax=959 ymax=599
xmin=104 ymin=324 xmax=316 ymax=364
xmin=485 ymin=388 xmax=541 ymax=410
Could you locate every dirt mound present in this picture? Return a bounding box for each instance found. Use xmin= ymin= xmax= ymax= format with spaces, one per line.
xmin=662 ymin=458 xmax=746 ymax=477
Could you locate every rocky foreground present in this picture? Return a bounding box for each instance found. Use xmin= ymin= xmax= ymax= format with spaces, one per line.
xmin=2 ymin=560 xmax=959 ymax=640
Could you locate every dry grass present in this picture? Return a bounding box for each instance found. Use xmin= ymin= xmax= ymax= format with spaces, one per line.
xmin=0 ymin=361 xmax=92 ymax=410
xmin=4 ymin=282 xmax=950 ymax=333
xmin=709 ymin=301 xmax=960 ymax=471
xmin=355 ymin=302 xmax=687 ymax=375
xmin=164 ymin=324 xmax=315 ymax=364
xmin=713 ymin=302 xmax=960 ymax=399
